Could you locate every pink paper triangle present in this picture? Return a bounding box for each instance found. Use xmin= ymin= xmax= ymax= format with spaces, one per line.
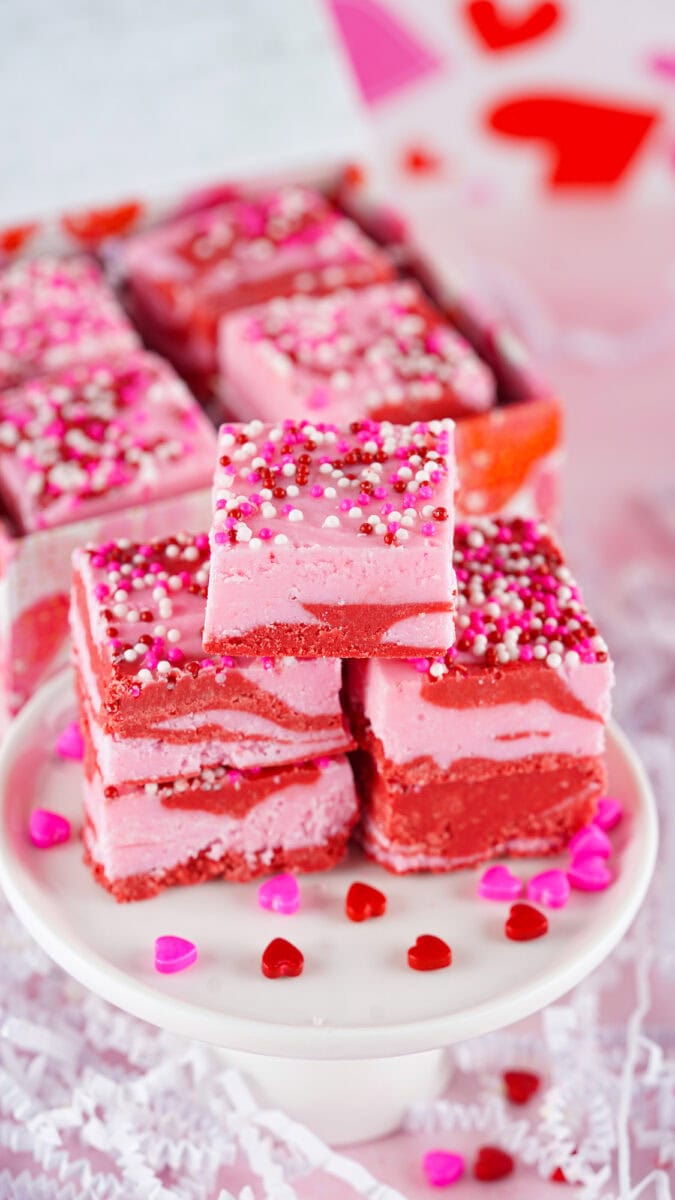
xmin=327 ymin=0 xmax=442 ymax=106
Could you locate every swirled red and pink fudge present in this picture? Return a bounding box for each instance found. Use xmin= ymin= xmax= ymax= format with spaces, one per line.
xmin=220 ymin=281 xmax=496 ymax=425
xmin=0 ymin=350 xmax=216 ymax=532
xmin=348 ymin=516 xmax=613 ymax=873
xmin=0 ymin=255 xmax=139 ymax=390
xmin=203 ymin=417 xmax=457 ymax=659
xmin=119 ymin=186 xmax=394 ymax=386
xmin=71 ymin=532 xmax=357 ymax=901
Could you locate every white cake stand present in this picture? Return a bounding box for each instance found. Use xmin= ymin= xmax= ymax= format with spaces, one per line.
xmin=0 ymin=671 xmax=657 ymax=1145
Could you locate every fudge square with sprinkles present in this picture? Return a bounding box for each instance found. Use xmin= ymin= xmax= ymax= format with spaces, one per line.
xmin=220 ymin=280 xmax=496 ymax=427
xmin=0 ymin=255 xmax=139 ymax=391
xmin=348 ymin=516 xmax=614 ymax=874
xmin=203 ymin=416 xmax=457 ymax=659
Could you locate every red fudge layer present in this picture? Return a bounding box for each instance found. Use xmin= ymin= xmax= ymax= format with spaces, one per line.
xmin=71 ymin=532 xmax=353 ymax=780
xmin=355 ymin=751 xmax=607 ymax=873
xmin=119 ymin=186 xmax=394 ymax=379
xmin=0 ymin=351 xmax=216 ymax=533
xmin=204 ymin=416 xmax=457 ymax=659
xmin=0 ymin=255 xmax=139 ymax=390
xmin=220 ymin=281 xmax=496 ymax=426
xmin=83 ymin=754 xmax=359 ymax=902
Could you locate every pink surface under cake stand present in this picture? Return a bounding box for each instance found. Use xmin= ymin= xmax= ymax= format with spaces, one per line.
xmin=0 ymin=670 xmax=657 ymax=1146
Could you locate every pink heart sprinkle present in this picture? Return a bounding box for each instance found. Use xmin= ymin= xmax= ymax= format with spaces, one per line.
xmin=593 ymin=796 xmax=623 ymax=831
xmin=647 ymin=53 xmax=675 ymax=82
xmin=154 ymin=935 xmax=198 ymax=974
xmin=423 ymin=1150 xmax=465 ymax=1188
xmin=55 ymin=721 xmax=84 ymax=761
xmin=567 ymin=855 xmax=613 ymax=893
xmin=29 ymin=808 xmax=71 ymax=848
xmin=526 ymin=869 xmax=570 ymax=909
xmin=258 ymin=873 xmax=300 ymax=915
xmin=568 ymin=824 xmax=611 ymax=861
xmin=478 ymin=864 xmax=523 ymax=902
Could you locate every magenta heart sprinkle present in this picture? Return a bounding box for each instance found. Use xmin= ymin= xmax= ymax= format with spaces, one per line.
xmin=29 ymin=808 xmax=71 ymax=849
xmin=478 ymin=864 xmax=523 ymax=902
xmin=568 ymin=855 xmax=613 ymax=893
xmin=258 ymin=872 xmax=300 ymax=915
xmin=154 ymin=935 xmax=198 ymax=974
xmin=568 ymin=824 xmax=611 ymax=861
xmin=55 ymin=721 xmax=84 ymax=761
xmin=593 ymin=796 xmax=623 ymax=831
xmin=423 ymin=1150 xmax=465 ymax=1188
xmin=526 ymin=868 xmax=570 ymax=909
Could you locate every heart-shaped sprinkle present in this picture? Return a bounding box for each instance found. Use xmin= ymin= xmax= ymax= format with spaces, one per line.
xmin=346 ymin=881 xmax=387 ymax=922
xmin=505 ymin=903 xmax=548 ymax=941
xmin=262 ymin=937 xmax=304 ymax=978
xmin=408 ymin=934 xmax=452 ymax=971
xmin=473 ymin=1145 xmax=514 ymax=1182
xmin=154 ymin=935 xmax=198 ymax=974
xmin=567 ymin=855 xmax=613 ymax=892
xmin=423 ymin=1149 xmax=465 ymax=1187
xmin=55 ymin=721 xmax=84 ymax=761
xmin=29 ymin=808 xmax=71 ymax=848
xmin=503 ymin=1069 xmax=540 ymax=1105
xmin=568 ymin=824 xmax=611 ymax=860
xmin=526 ymin=869 xmax=570 ymax=909
xmin=478 ymin=864 xmax=523 ymax=902
xmin=593 ymin=796 xmax=623 ymax=831
xmin=257 ymin=873 xmax=300 ymax=915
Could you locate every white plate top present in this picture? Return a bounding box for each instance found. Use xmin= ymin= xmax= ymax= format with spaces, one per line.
xmin=0 ymin=671 xmax=657 ymax=1060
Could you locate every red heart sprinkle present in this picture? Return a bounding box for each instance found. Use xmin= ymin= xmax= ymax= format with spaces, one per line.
xmin=261 ymin=937 xmax=304 ymax=979
xmin=346 ymin=881 xmax=387 ymax=922
xmin=503 ymin=1069 xmax=540 ymax=1104
xmin=465 ymin=0 xmax=561 ymax=53
xmin=473 ymin=1145 xmax=514 ymax=1182
xmin=551 ymin=1166 xmax=568 ymax=1182
xmin=402 ymin=144 xmax=443 ymax=175
xmin=505 ymin=903 xmax=548 ymax=941
xmin=407 ymin=934 xmax=452 ymax=971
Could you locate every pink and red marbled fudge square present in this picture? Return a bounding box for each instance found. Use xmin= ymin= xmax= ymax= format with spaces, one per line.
xmin=0 ymin=255 xmax=139 ymax=390
xmin=220 ymin=280 xmax=496 ymax=425
xmin=203 ymin=416 xmax=457 ymax=659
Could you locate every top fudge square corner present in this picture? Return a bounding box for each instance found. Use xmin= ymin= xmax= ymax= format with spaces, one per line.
xmin=203 ymin=416 xmax=457 ymax=659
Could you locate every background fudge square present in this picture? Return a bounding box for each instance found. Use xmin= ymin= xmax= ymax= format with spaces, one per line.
xmin=203 ymin=416 xmax=457 ymax=659
xmin=220 ymin=280 xmax=496 ymax=426
xmin=119 ymin=185 xmax=394 ymax=381
xmin=0 ymin=255 xmax=139 ymax=391
xmin=348 ymin=516 xmax=613 ymax=872
xmin=71 ymin=532 xmax=354 ymax=783
xmin=0 ymin=350 xmax=216 ymax=532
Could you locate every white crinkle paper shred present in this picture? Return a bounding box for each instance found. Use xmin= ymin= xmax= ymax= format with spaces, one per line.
xmin=0 ymin=490 xmax=674 ymax=1198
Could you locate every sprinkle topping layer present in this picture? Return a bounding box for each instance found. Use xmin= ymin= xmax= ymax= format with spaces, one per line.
xmin=212 ymin=417 xmax=453 ymax=549
xmin=0 ymin=255 xmax=137 ymax=388
xmin=409 ymin=516 xmax=608 ymax=676
xmin=0 ymin=353 xmax=208 ymax=525
xmin=241 ymin=282 xmax=494 ymax=415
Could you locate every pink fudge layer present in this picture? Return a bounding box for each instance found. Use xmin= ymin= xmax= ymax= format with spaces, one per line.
xmin=203 ymin=416 xmax=457 ymax=659
xmin=71 ymin=533 xmax=353 ymax=782
xmin=220 ymin=281 xmax=496 ymax=426
xmin=119 ymin=186 xmax=394 ymax=379
xmin=0 ymin=351 xmax=216 ymax=532
xmin=0 ymin=255 xmax=139 ymax=390
xmin=84 ymin=754 xmax=359 ymax=901
xmin=349 ymin=516 xmax=613 ymax=873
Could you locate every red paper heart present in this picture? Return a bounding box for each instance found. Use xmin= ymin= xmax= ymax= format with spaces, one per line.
xmin=407 ymin=934 xmax=452 ymax=971
xmin=487 ymin=94 xmax=658 ymax=188
xmin=465 ymin=1 xmax=561 ymax=52
xmin=61 ymin=201 xmax=144 ymax=246
xmin=503 ymin=1069 xmax=540 ymax=1104
xmin=473 ymin=1145 xmax=514 ymax=1182
xmin=346 ymin=881 xmax=387 ymax=922
xmin=261 ymin=937 xmax=304 ymax=979
xmin=505 ymin=903 xmax=548 ymax=942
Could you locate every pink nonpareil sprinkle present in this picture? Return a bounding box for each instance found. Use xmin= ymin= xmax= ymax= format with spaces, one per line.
xmin=55 ymin=720 xmax=84 ymax=761
xmin=29 ymin=808 xmax=71 ymax=849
